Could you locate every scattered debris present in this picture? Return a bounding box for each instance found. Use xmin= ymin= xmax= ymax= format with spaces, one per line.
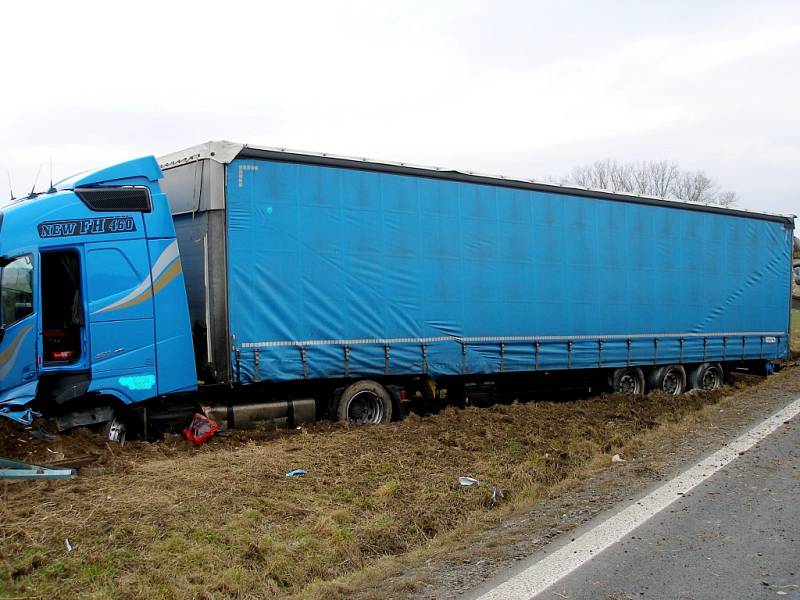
xmin=612 ymin=454 xmax=625 ymax=463
xmin=459 ymin=476 xmax=480 ymax=486
xmin=65 ymin=539 xmax=73 ymax=553
xmin=47 ymin=455 xmax=99 ymax=469
xmin=490 ymin=486 xmax=504 ymax=506
xmin=0 ymin=457 xmax=76 ymax=481
xmin=182 ymin=414 xmax=220 ymax=446
xmin=286 ymin=469 xmax=306 ymax=477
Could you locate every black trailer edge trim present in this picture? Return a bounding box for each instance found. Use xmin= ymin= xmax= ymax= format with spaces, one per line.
xmin=237 ymin=147 xmax=794 ymax=228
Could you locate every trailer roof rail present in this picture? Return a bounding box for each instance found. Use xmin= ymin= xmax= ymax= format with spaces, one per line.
xmin=157 ymin=140 xmax=795 ymax=227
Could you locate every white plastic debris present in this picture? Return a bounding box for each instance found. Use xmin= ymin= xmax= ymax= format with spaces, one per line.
xmin=612 ymin=454 xmax=625 ymax=463
xmin=490 ymin=486 xmax=504 ymax=505
xmin=458 ymin=476 xmax=480 ymax=486
xmin=65 ymin=538 xmax=73 ymax=553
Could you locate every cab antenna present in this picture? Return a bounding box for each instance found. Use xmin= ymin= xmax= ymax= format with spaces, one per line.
xmin=29 ymin=164 xmax=42 ymax=196
xmin=6 ymin=171 xmax=14 ymax=201
xmin=47 ymin=158 xmax=56 ymax=193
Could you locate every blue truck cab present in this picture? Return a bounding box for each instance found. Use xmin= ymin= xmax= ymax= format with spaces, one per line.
xmin=0 ymin=157 xmax=196 ymax=431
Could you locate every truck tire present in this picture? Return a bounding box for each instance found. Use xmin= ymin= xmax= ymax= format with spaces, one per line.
xmin=611 ymin=367 xmax=645 ymax=395
xmin=336 ymin=380 xmax=393 ymax=424
xmin=647 ymin=365 xmax=687 ymax=395
xmin=687 ymin=362 xmax=724 ymax=391
xmin=99 ymin=411 xmax=128 ymax=445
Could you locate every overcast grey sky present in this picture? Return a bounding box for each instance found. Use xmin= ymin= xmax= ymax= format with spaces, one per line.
xmin=1 ymin=0 xmax=798 ymax=221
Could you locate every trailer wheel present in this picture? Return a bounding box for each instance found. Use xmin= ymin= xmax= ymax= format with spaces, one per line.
xmin=337 ymin=380 xmax=393 ymax=425
xmin=647 ymin=365 xmax=687 ymax=395
xmin=612 ymin=367 xmax=645 ymax=395
xmin=688 ymin=362 xmax=724 ymax=391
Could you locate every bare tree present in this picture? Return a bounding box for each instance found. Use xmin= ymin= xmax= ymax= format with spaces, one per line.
xmin=557 ymin=159 xmax=737 ymax=206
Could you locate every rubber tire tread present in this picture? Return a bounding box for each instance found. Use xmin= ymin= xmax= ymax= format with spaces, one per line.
xmin=612 ymin=367 xmax=646 ymax=395
xmin=647 ymin=364 xmax=687 ymax=395
xmin=336 ymin=379 xmax=393 ymax=424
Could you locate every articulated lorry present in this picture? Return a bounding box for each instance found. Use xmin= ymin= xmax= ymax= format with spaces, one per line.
xmin=0 ymin=141 xmax=794 ymax=441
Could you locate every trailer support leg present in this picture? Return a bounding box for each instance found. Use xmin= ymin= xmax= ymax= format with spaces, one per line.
xmin=299 ymin=347 xmax=308 ymax=379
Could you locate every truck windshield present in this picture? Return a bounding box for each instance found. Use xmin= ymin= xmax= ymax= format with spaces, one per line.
xmin=0 ymin=255 xmax=34 ymax=327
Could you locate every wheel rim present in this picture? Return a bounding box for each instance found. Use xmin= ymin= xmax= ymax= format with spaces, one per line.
xmin=107 ymin=417 xmax=126 ymax=445
xmin=662 ymin=368 xmax=681 ymax=395
xmin=618 ymin=373 xmax=640 ymax=395
xmin=347 ymin=390 xmax=385 ymax=424
xmin=700 ymin=367 xmax=720 ymax=390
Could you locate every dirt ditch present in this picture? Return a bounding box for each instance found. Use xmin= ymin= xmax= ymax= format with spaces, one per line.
xmin=0 ymin=369 xmax=795 ymax=600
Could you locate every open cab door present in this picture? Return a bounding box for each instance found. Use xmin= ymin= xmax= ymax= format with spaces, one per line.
xmin=0 ymin=254 xmax=38 ymax=424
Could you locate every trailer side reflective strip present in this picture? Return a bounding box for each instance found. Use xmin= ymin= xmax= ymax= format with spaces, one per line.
xmin=240 ymin=331 xmax=785 ymax=349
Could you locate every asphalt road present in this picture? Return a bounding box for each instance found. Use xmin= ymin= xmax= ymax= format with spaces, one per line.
xmin=474 ymin=405 xmax=800 ymax=600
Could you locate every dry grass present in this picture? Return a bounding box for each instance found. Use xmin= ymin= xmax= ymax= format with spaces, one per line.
xmin=0 ymin=383 xmax=741 ymax=600
xmin=791 ymin=309 xmax=799 ymax=355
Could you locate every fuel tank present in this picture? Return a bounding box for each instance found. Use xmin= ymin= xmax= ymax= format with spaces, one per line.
xmin=203 ymin=398 xmax=315 ymax=430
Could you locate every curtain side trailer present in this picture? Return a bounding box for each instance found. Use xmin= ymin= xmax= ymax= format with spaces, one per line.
xmin=158 ymin=141 xmax=794 ymax=427
xmin=0 ymin=140 xmax=793 ymax=439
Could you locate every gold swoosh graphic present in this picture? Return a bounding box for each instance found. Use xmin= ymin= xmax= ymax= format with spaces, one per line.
xmin=152 ymin=259 xmax=183 ymax=295
xmin=0 ymin=324 xmax=33 ymax=380
xmin=94 ymin=241 xmax=180 ymax=315
xmin=98 ymin=259 xmax=183 ymax=313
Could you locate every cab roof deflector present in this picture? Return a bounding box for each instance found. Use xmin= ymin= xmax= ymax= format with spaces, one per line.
xmin=56 ymin=156 xmax=162 ymax=191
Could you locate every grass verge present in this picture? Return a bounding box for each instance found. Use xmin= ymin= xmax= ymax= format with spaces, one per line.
xmin=0 ymin=383 xmax=745 ymax=600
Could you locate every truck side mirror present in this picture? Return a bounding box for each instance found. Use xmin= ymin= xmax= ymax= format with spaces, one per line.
xmin=0 ymin=325 xmax=5 ymax=344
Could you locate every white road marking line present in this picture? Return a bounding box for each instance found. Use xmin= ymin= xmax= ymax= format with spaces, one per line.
xmin=476 ymin=395 xmax=800 ymax=600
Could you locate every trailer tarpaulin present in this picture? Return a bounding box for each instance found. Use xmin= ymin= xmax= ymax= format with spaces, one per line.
xmin=225 ymin=157 xmax=792 ymax=384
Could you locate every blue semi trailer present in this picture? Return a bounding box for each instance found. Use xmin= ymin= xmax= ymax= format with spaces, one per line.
xmin=0 ymin=141 xmax=794 ymax=440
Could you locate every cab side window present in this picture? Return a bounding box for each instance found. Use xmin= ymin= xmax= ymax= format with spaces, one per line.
xmin=1 ymin=255 xmax=34 ymax=325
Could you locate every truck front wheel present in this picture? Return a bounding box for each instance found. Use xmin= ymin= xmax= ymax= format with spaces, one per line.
xmin=336 ymin=380 xmax=393 ymax=425
xmin=99 ymin=411 xmax=128 ymax=445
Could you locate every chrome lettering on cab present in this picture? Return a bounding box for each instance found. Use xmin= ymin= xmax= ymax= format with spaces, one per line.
xmin=38 ymin=216 xmax=137 ymax=238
